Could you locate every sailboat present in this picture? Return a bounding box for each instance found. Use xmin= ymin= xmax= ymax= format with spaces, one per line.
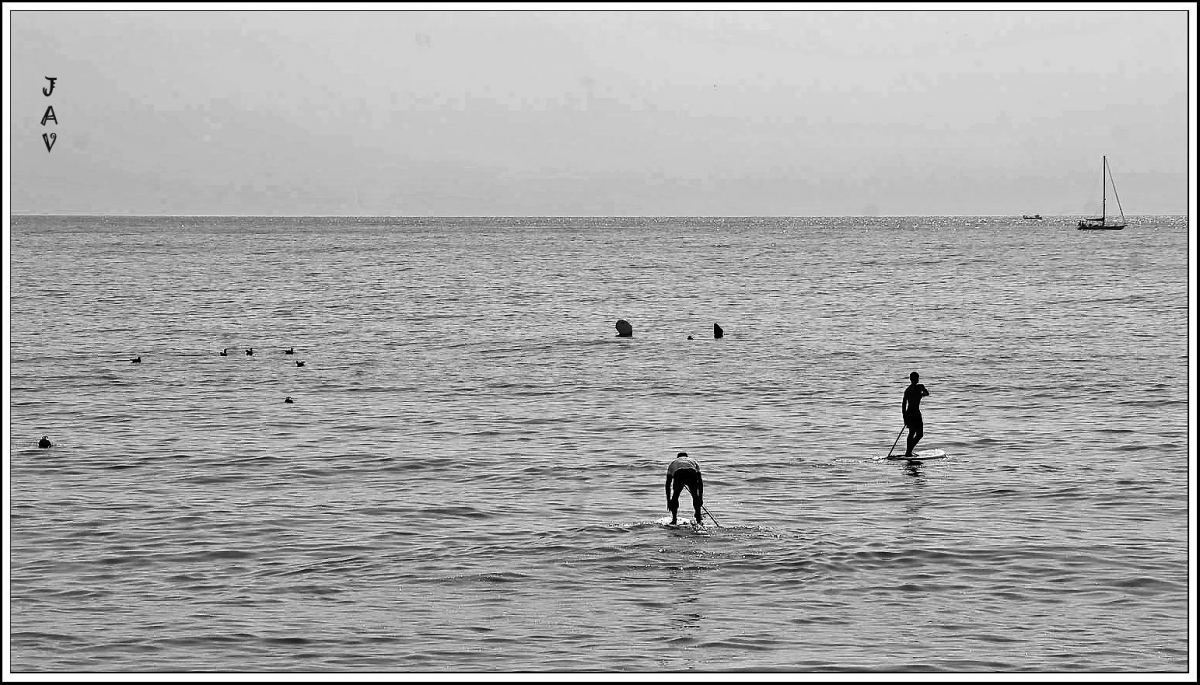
xmin=1077 ymin=155 xmax=1126 ymax=230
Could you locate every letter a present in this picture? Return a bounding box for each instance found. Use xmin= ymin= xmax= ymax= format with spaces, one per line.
xmin=41 ymin=105 xmax=58 ymax=126
xmin=43 ymin=77 xmax=57 ymax=97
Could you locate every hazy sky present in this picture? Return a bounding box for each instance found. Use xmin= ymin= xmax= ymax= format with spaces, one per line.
xmin=5 ymin=4 xmax=1194 ymax=216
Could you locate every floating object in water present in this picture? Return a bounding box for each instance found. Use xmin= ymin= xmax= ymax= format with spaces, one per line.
xmin=130 ymin=356 xmax=141 ymax=364
xmin=246 ymin=348 xmax=254 ymax=356
xmin=220 ymin=348 xmax=228 ymax=356
xmin=615 ymin=319 xmax=633 ymax=337
xmin=296 ymin=361 xmax=305 ymax=367
xmin=38 ymin=435 xmax=52 ymax=449
xmin=284 ymin=347 xmax=294 ymax=355
xmin=284 ymin=396 xmax=294 ymax=404
xmin=714 ymin=323 xmax=723 ymax=339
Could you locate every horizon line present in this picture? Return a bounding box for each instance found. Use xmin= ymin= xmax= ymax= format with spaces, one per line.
xmin=8 ymin=212 xmax=1189 ymax=219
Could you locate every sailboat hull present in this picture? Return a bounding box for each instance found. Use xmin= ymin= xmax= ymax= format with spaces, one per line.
xmin=1077 ymin=221 xmax=1125 ymax=230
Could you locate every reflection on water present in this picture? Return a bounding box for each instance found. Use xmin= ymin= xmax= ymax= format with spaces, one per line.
xmin=666 ymin=565 xmax=706 ymax=633
xmin=902 ymin=463 xmax=929 ymax=535
xmin=903 ymin=462 xmax=926 ymax=481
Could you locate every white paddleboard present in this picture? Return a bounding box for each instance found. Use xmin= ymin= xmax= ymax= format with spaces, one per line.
xmin=659 ymin=517 xmax=709 ymax=530
xmin=880 ymin=448 xmax=947 ymax=461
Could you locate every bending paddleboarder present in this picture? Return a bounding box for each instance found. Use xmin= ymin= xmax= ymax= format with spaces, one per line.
xmin=902 ymin=371 xmax=930 ymax=458
xmin=665 ymin=452 xmax=704 ymax=525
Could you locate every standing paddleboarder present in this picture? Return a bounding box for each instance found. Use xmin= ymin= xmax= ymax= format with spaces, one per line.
xmin=902 ymin=372 xmax=930 ymax=458
xmin=665 ymin=452 xmax=704 ymax=525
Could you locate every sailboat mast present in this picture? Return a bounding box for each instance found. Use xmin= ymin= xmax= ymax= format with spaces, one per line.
xmin=1101 ymin=155 xmax=1107 ymax=221
xmin=1106 ymin=156 xmax=1126 ymax=224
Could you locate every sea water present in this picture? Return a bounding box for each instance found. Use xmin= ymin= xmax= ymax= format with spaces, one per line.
xmin=6 ymin=215 xmax=1191 ymax=673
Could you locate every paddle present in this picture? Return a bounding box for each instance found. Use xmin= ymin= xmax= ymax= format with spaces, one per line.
xmin=700 ymin=503 xmax=722 ymax=528
xmin=885 ymin=423 xmax=907 ymax=459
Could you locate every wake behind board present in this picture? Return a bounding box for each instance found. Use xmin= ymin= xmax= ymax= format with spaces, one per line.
xmin=881 ymin=448 xmax=947 ymax=461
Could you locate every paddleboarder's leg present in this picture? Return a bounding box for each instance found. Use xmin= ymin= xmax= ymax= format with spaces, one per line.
xmin=905 ymin=413 xmax=923 ymax=457
xmin=689 ymin=476 xmax=704 ymax=523
xmin=669 ymin=477 xmax=688 ymax=525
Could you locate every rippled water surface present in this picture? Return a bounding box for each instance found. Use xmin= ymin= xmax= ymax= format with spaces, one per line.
xmin=7 ymin=215 xmax=1191 ymax=673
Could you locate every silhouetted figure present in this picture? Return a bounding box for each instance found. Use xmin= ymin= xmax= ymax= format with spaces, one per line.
xmin=220 ymin=348 xmax=228 ymax=356
xmin=284 ymin=396 xmax=294 ymax=404
xmin=714 ymin=323 xmax=724 ymax=339
xmin=615 ymin=319 xmax=633 ymax=338
xmin=130 ymin=356 xmax=141 ymax=364
xmin=246 ymin=348 xmax=254 ymax=356
xmin=902 ymin=371 xmax=930 ymax=458
xmin=284 ymin=348 xmax=294 ymax=355
xmin=38 ymin=436 xmax=52 ymax=449
xmin=687 ymin=335 xmax=694 ymax=340
xmin=665 ymin=452 xmax=704 ymax=525
xmin=296 ymin=361 xmax=305 ymax=367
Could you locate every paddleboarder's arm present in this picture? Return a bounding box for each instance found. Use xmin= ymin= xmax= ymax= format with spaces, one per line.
xmin=665 ymin=474 xmax=672 ymax=509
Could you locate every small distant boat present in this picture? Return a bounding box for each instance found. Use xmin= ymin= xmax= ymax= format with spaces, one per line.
xmin=1022 ymin=214 xmax=1043 ymax=220
xmin=1078 ymin=155 xmax=1126 ymax=230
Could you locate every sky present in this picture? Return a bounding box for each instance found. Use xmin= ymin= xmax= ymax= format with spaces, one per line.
xmin=4 ymin=3 xmax=1195 ymax=216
